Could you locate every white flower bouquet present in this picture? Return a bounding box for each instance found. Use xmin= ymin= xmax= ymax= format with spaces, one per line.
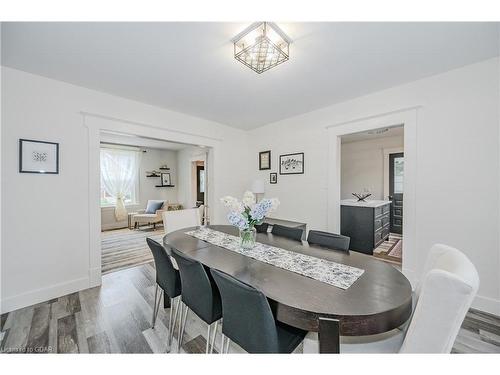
xmin=220 ymin=191 xmax=280 ymax=249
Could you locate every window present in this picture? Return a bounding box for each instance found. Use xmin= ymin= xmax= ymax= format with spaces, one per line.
xmin=100 ymin=186 xmax=136 ymax=206
xmin=393 ymin=156 xmax=404 ymax=194
xmin=100 ymin=147 xmax=140 ymax=207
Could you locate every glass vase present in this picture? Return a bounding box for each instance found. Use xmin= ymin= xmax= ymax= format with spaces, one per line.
xmin=239 ymin=227 xmax=257 ymax=249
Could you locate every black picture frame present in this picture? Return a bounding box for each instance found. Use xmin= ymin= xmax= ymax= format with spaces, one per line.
xmin=161 ymin=172 xmax=171 ymax=186
xmin=19 ymin=138 xmax=59 ymax=174
xmin=279 ymin=152 xmax=304 ymax=175
xmin=270 ymin=172 xmax=277 ymax=184
xmin=259 ymin=150 xmax=271 ymax=170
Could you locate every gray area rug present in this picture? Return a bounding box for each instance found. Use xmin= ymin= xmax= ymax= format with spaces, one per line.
xmin=101 ymin=228 xmax=164 ymax=274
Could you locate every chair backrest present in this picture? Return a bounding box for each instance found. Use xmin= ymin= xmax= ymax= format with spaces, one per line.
xmin=163 ymin=208 xmax=200 ymax=235
xmin=307 ymin=230 xmax=350 ymax=251
xmin=170 ymin=247 xmax=221 ymax=324
xmin=145 ymin=238 xmax=180 ymax=298
xmin=254 ymin=222 xmax=269 ymax=233
xmin=211 ymin=268 xmax=280 ymax=353
xmin=400 ymin=244 xmax=479 ymax=353
xmin=271 ymin=224 xmax=303 ymax=242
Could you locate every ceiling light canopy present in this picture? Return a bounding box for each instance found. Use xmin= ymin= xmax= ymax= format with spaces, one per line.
xmin=233 ymin=22 xmax=290 ymax=74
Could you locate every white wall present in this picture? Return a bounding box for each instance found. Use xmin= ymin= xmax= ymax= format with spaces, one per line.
xmin=341 ymin=135 xmax=404 ymax=200
xmin=1 ymin=67 xmax=251 ymax=313
xmin=100 ymin=146 xmax=180 ymax=230
xmin=249 ymin=58 xmax=500 ymax=315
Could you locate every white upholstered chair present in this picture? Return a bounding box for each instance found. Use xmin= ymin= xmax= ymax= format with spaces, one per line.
xmin=162 ymin=208 xmax=201 ymax=235
xmin=303 ymin=243 xmax=480 ymax=353
xmin=132 ymin=200 xmax=167 ymax=229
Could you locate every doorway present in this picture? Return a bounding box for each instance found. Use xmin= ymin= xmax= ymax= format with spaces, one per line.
xmin=327 ymin=107 xmax=418 ymax=283
xmin=340 ymin=125 xmax=404 ymax=266
xmin=97 ymin=130 xmax=209 ymax=275
xmin=195 ymin=162 xmax=205 ymax=206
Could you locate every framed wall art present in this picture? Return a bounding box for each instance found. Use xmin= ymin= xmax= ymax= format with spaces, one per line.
xmin=270 ymin=172 xmax=277 ymax=184
xmin=259 ymin=150 xmax=271 ymax=170
xmin=19 ymin=139 xmax=59 ymax=174
xmin=279 ymin=152 xmax=304 ymax=175
xmin=161 ymin=172 xmax=171 ymax=186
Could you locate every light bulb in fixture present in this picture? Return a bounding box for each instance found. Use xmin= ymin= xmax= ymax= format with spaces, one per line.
xmin=233 ymin=22 xmax=291 ymax=74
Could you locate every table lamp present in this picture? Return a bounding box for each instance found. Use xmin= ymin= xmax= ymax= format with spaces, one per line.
xmin=251 ymin=179 xmax=265 ymax=202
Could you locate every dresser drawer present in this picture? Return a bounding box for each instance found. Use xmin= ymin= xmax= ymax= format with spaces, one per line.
xmin=374 ymin=213 xmax=390 ymax=231
xmin=375 ymin=204 xmax=391 ymax=218
xmin=382 ymin=225 xmax=390 ymax=239
xmin=375 ymin=224 xmax=390 ymax=246
xmin=374 ymin=230 xmax=384 ymax=247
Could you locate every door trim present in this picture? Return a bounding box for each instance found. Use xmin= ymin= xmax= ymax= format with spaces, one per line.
xmin=83 ymin=113 xmax=218 ymax=289
xmin=326 ymin=107 xmax=419 ymax=286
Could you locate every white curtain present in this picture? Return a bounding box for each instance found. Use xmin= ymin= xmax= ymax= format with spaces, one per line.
xmin=100 ymin=148 xmax=139 ymax=221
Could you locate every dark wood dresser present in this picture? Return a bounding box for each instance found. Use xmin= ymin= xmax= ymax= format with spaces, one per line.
xmin=340 ymin=199 xmax=391 ymax=255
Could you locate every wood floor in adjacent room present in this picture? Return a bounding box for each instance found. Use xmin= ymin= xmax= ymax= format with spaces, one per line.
xmin=1 ymin=263 xmax=499 ymax=354
xmin=101 ymin=227 xmax=164 ymax=274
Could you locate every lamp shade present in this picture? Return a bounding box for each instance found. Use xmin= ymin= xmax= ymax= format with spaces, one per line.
xmin=251 ymin=179 xmax=265 ymax=194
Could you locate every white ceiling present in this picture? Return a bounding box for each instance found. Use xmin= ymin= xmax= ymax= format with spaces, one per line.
xmin=100 ymin=131 xmax=190 ymax=150
xmin=341 ymin=125 xmax=404 ymax=144
xmin=2 ymin=22 xmax=499 ymax=130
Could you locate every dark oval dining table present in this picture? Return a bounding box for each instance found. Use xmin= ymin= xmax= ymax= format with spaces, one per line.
xmin=163 ymin=225 xmax=413 ymax=353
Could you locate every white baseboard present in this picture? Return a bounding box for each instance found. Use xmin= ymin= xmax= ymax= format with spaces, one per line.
xmin=472 ymin=294 xmax=500 ymax=316
xmin=0 ymin=276 xmax=90 ymax=314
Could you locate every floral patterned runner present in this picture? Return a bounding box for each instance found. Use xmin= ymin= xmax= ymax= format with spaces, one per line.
xmin=185 ymin=228 xmax=364 ymax=290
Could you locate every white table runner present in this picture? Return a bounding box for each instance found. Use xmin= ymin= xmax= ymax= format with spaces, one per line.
xmin=185 ymin=228 xmax=364 ymax=290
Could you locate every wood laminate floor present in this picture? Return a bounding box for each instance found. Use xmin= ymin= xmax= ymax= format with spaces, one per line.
xmin=1 ymin=263 xmax=499 ymax=354
xmin=101 ymin=228 xmax=164 ymax=274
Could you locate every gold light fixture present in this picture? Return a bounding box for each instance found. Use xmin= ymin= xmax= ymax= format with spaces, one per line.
xmin=233 ymin=22 xmax=291 ymax=74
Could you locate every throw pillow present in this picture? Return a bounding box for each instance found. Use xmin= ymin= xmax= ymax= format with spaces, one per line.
xmin=145 ymin=200 xmax=164 ymax=214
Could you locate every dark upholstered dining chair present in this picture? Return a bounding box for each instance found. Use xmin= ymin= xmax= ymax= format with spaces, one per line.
xmin=254 ymin=222 xmax=269 ymax=233
xmin=306 ymin=230 xmax=350 ymax=252
xmin=146 ymin=238 xmax=182 ymax=351
xmin=170 ymin=247 xmax=222 ymax=353
xmin=211 ymin=268 xmax=307 ymax=354
xmin=271 ymin=224 xmax=303 ymax=242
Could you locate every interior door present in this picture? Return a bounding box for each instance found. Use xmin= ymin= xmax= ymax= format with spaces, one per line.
xmin=389 ymin=152 xmax=404 ymax=234
xmin=196 ymin=165 xmax=205 ymax=204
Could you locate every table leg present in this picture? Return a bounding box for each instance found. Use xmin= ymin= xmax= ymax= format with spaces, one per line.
xmin=318 ymin=317 xmax=340 ymax=353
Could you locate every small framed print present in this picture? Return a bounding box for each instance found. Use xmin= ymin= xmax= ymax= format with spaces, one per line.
xmin=259 ymin=150 xmax=271 ymax=170
xmin=279 ymin=152 xmax=304 ymax=175
xmin=19 ymin=139 xmax=59 ymax=174
xmin=161 ymin=173 xmax=171 ymax=186
xmin=270 ymin=172 xmax=277 ymax=184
